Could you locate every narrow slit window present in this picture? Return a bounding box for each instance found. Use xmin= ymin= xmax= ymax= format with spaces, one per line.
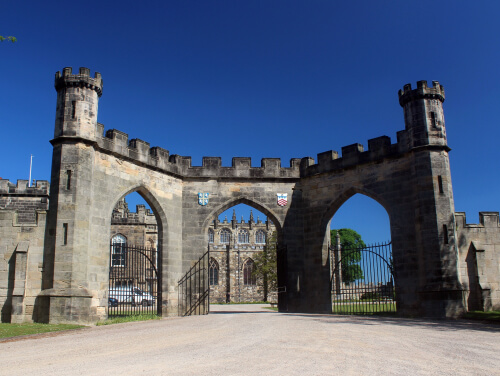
xmin=438 ymin=175 xmax=444 ymax=194
xmin=430 ymin=112 xmax=437 ymax=128
xmin=443 ymin=224 xmax=449 ymax=244
xmin=71 ymin=101 xmax=76 ymax=119
xmin=66 ymin=170 xmax=72 ymax=190
xmin=63 ymin=223 xmax=68 ymax=245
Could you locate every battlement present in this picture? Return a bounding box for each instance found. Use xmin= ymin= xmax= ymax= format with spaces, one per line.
xmin=55 ymin=67 xmax=103 ymax=97
xmin=97 ymin=126 xmax=302 ymax=179
xmin=398 ymin=80 xmax=445 ymax=107
xmin=301 ymin=135 xmax=406 ymax=177
xmin=0 ymin=179 xmax=49 ymax=196
xmin=455 ymin=212 xmax=500 ymax=229
xmin=96 ymin=121 xmax=445 ymax=179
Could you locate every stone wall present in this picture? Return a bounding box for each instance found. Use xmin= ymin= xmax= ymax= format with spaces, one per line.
xmin=2 ymin=68 xmax=498 ymax=323
xmin=208 ymin=213 xmax=277 ymax=303
xmin=0 ymin=179 xmax=49 ymax=323
xmin=456 ymin=212 xmax=500 ymax=311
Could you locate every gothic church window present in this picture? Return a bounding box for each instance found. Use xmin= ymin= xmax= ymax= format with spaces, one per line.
xmin=111 ymin=234 xmax=127 ymax=267
xmin=208 ymin=229 xmax=214 ymax=243
xmin=243 ymin=258 xmax=256 ymax=286
xmin=238 ymin=229 xmax=249 ymax=244
xmin=220 ymin=228 xmax=231 ymax=244
xmin=255 ymin=230 xmax=266 ymax=244
xmin=209 ymin=258 xmax=219 ymax=285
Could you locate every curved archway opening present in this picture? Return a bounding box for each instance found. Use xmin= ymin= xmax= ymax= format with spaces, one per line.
xmin=108 ymin=190 xmax=162 ymax=317
xmin=328 ymin=193 xmax=395 ymax=315
xmin=208 ymin=203 xmax=279 ymax=305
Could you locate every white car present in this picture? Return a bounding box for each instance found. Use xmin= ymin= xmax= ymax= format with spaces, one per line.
xmin=109 ymin=287 xmax=155 ymax=307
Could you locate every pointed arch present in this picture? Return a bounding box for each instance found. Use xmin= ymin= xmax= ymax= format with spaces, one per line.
xmin=107 ymin=184 xmax=168 ymax=233
xmin=201 ymin=197 xmax=282 ymax=238
xmin=209 ymin=258 xmax=219 ymax=286
xmin=243 ymin=258 xmax=256 ymax=286
xmin=320 ymin=186 xmax=393 ymax=236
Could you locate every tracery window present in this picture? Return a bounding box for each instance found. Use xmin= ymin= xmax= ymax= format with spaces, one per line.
xmin=255 ymin=230 xmax=266 ymax=244
xmin=208 ymin=229 xmax=214 ymax=244
xmin=238 ymin=229 xmax=249 ymax=244
xmin=220 ymin=228 xmax=231 ymax=244
xmin=209 ymin=258 xmax=219 ymax=285
xmin=111 ymin=234 xmax=127 ymax=267
xmin=243 ymin=258 xmax=257 ymax=286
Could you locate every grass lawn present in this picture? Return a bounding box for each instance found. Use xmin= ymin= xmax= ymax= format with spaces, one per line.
xmin=98 ymin=313 xmax=161 ymax=326
xmin=332 ymin=302 xmax=396 ymax=315
xmin=465 ymin=310 xmax=500 ymax=322
xmin=0 ymin=323 xmax=85 ymax=339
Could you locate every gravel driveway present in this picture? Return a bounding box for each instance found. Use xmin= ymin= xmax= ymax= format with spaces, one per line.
xmin=0 ymin=304 xmax=498 ymax=376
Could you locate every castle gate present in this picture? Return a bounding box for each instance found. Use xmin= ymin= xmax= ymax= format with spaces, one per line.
xmin=36 ymin=68 xmax=465 ymax=324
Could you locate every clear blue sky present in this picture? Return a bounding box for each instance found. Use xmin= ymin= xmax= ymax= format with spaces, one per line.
xmin=1 ymin=1 xmax=499 ymax=245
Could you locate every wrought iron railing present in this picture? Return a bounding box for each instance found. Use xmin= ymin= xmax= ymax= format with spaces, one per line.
xmin=178 ymin=250 xmax=210 ymax=316
xmin=330 ymin=241 xmax=396 ymax=315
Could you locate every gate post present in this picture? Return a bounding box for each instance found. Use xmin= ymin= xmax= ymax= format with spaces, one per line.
xmin=37 ymin=68 xmax=103 ymax=324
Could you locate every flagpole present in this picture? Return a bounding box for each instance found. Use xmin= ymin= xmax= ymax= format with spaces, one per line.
xmin=29 ymin=154 xmax=33 ymax=187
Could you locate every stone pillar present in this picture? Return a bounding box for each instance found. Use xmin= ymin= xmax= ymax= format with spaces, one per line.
xmin=38 ymin=67 xmax=103 ymax=324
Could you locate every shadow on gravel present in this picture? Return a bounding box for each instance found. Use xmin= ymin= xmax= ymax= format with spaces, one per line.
xmin=281 ymin=313 xmax=500 ymax=333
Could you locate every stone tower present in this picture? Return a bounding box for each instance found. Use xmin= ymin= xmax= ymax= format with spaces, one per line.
xmin=54 ymin=67 xmax=102 ymax=141
xmin=398 ymin=81 xmax=463 ymax=316
xmin=399 ymin=80 xmax=446 ymax=149
xmin=38 ymin=68 xmax=104 ymax=323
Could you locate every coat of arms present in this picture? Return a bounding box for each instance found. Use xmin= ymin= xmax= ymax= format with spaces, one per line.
xmin=198 ymin=192 xmax=209 ymax=206
xmin=277 ymin=193 xmax=288 ymax=207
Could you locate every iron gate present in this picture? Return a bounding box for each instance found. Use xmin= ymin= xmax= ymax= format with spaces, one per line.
xmin=178 ymin=250 xmax=210 ymax=316
xmin=109 ymin=243 xmax=161 ymax=317
xmin=330 ymin=241 xmax=396 ymax=315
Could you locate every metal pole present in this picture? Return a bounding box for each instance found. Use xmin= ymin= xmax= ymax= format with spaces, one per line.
xmin=28 ymin=154 xmax=33 ymax=187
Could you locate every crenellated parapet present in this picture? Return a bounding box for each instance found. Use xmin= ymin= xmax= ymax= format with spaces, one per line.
xmin=55 ymin=67 xmax=103 ymax=97
xmin=0 ymin=179 xmax=49 ymax=196
xmin=300 ymin=135 xmax=408 ymax=177
xmin=455 ymin=212 xmax=500 ymax=229
xmin=0 ymin=179 xmax=49 ymax=224
xmin=96 ymin=126 xmax=302 ymax=179
xmin=398 ymin=80 xmax=445 ymax=107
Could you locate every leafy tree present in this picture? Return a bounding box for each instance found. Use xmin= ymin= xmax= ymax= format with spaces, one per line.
xmin=253 ymin=230 xmax=277 ymax=302
xmin=0 ymin=36 xmax=17 ymax=42
xmin=331 ymin=228 xmax=365 ymax=283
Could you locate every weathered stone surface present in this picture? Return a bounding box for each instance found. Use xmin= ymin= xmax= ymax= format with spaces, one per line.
xmin=3 ymin=70 xmax=499 ymax=324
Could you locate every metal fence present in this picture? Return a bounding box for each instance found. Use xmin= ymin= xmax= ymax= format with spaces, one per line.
xmin=178 ymin=250 xmax=210 ymax=316
xmin=108 ymin=243 xmax=161 ymax=317
xmin=330 ymin=241 xmax=396 ymax=315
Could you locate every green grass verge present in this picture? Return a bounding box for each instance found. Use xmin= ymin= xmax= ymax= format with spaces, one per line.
xmin=97 ymin=314 xmax=161 ymax=326
xmin=263 ymin=307 xmax=279 ymax=311
xmin=0 ymin=323 xmax=85 ymax=339
xmin=465 ymin=310 xmax=500 ymax=322
xmin=332 ymin=302 xmax=396 ymax=315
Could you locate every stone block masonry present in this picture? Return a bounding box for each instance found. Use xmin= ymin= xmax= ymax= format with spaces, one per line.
xmin=1 ymin=68 xmax=499 ymax=324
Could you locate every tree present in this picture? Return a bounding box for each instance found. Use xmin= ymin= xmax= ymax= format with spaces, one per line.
xmin=331 ymin=228 xmax=365 ymax=283
xmin=253 ymin=230 xmax=277 ymax=302
xmin=0 ymin=36 xmax=17 ymax=42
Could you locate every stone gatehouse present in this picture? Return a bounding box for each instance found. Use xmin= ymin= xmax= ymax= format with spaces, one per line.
xmin=1 ymin=67 xmax=499 ymax=324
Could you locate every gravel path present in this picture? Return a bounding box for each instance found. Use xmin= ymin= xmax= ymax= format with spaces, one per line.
xmin=0 ymin=304 xmax=498 ymax=376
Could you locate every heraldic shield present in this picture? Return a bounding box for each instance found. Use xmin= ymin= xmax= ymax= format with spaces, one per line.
xmin=198 ymin=192 xmax=209 ymax=206
xmin=277 ymin=193 xmax=287 ymax=206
